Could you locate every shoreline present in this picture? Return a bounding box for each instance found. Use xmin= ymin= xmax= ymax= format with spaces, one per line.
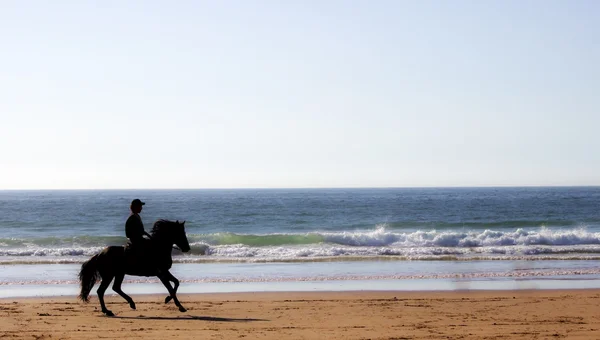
xmin=4 ymin=276 xmax=600 ymax=299
xmin=2 ymin=290 xmax=600 ymax=339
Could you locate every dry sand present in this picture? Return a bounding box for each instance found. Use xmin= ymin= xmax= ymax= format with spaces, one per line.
xmin=2 ymin=289 xmax=600 ymax=339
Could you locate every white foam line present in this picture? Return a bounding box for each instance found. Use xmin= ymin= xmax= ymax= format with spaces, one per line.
xmin=2 ymin=269 xmax=600 ymax=286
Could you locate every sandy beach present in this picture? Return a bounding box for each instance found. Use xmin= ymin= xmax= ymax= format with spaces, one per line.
xmin=1 ymin=290 xmax=600 ymax=339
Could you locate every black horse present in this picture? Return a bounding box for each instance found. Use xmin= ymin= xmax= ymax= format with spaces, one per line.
xmin=78 ymin=219 xmax=191 ymax=316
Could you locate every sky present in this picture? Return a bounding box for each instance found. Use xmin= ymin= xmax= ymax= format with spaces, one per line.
xmin=1 ymin=1 xmax=599 ymax=189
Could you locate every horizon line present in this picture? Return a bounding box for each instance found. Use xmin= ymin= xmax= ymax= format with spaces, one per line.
xmin=1 ymin=185 xmax=599 ymax=191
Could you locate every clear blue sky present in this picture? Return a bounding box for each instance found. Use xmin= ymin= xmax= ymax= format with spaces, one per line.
xmin=1 ymin=1 xmax=598 ymax=189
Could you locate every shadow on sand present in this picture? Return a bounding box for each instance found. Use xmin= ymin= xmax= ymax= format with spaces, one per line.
xmin=113 ymin=315 xmax=268 ymax=322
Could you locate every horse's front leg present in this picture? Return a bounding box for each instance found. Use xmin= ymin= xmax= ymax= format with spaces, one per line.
xmin=163 ymin=271 xmax=180 ymax=304
xmin=158 ymin=272 xmax=186 ymax=312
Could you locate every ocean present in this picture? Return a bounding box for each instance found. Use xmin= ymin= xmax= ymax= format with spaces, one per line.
xmin=2 ymin=187 xmax=600 ymax=297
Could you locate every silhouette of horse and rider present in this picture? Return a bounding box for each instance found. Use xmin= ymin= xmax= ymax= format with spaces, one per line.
xmin=78 ymin=199 xmax=190 ymax=316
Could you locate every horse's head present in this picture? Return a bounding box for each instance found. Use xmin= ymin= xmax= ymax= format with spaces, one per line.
xmin=173 ymin=220 xmax=191 ymax=253
xmin=151 ymin=219 xmax=191 ymax=252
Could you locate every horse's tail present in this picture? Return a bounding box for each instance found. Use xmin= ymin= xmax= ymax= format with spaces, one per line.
xmin=78 ymin=253 xmax=101 ymax=302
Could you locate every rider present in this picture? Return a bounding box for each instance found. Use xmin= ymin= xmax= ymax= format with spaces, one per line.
xmin=125 ymin=199 xmax=152 ymax=251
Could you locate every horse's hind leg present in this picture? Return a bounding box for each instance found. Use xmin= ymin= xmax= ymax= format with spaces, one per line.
xmin=158 ymin=273 xmax=186 ymax=312
xmin=97 ymin=275 xmax=115 ymax=316
xmin=163 ymin=271 xmax=179 ymax=304
xmin=112 ymin=273 xmax=136 ymax=310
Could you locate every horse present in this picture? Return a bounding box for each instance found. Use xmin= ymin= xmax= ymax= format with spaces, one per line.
xmin=78 ymin=219 xmax=191 ymax=316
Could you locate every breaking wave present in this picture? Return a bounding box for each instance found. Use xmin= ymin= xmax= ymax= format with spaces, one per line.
xmin=4 ymin=227 xmax=600 ymax=264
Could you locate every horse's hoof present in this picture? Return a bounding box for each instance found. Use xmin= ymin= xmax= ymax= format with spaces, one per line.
xmin=178 ymin=306 xmax=187 ymax=313
xmin=165 ymin=296 xmax=172 ymax=304
xmin=130 ymin=302 xmax=136 ymax=310
xmin=104 ymin=310 xmax=115 ymax=317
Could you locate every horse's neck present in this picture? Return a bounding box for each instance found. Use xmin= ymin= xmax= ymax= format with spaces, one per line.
xmin=150 ymin=236 xmax=173 ymax=253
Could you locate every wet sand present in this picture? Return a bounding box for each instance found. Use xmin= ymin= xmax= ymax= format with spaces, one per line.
xmin=1 ymin=290 xmax=600 ymax=339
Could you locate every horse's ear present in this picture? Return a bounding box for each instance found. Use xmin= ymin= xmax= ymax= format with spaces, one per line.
xmin=176 ymin=220 xmax=179 ymax=224
xmin=182 ymin=220 xmax=186 ymax=225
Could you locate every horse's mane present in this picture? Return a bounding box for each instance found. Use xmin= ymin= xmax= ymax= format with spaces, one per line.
xmin=151 ymin=219 xmax=179 ymax=238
